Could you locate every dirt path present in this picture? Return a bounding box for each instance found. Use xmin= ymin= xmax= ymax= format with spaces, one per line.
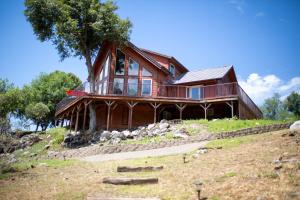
xmin=80 ymin=141 xmax=208 ymax=162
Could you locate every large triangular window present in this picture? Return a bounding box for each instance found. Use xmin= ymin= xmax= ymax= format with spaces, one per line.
xmin=142 ymin=67 xmax=152 ymax=77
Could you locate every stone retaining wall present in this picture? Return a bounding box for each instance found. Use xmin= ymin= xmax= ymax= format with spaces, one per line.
xmin=49 ymin=123 xmax=292 ymax=159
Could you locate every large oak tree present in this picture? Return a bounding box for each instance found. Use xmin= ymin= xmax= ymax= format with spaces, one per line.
xmin=24 ymin=0 xmax=132 ymax=131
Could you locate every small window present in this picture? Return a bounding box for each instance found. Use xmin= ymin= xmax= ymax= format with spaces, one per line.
xmin=113 ymin=78 xmax=124 ymax=94
xmin=142 ymin=79 xmax=152 ymax=96
xmin=142 ymin=67 xmax=152 ymax=76
xmin=169 ymin=64 xmax=175 ymax=77
xmin=115 ymin=49 xmax=125 ymax=75
xmin=128 ymin=58 xmax=139 ymax=76
xmin=104 ymin=55 xmax=110 ymax=78
xmin=188 ymin=87 xmax=203 ymax=100
xmin=128 ymin=78 xmax=138 ymax=96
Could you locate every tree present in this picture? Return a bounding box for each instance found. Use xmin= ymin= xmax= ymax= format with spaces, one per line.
xmin=24 ymin=0 xmax=132 ymax=131
xmin=0 ymin=78 xmax=14 ymax=93
xmin=284 ymin=92 xmax=300 ymax=118
xmin=261 ymin=93 xmax=283 ymax=120
xmin=25 ymin=71 xmax=82 ymax=127
xmin=25 ymin=103 xmax=50 ymax=132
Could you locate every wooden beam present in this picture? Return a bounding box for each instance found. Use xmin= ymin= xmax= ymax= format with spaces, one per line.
xmin=175 ymin=104 xmax=187 ymax=120
xmin=117 ymin=166 xmax=163 ymax=172
xmin=102 ymin=177 xmax=158 ymax=185
xmin=69 ymin=107 xmax=76 ymax=133
xmin=82 ymin=100 xmax=92 ymax=131
xmin=104 ymin=100 xmax=115 ymax=130
xmin=226 ymin=101 xmax=234 ymax=118
xmin=127 ymin=101 xmax=138 ymax=130
xmin=74 ymin=104 xmax=82 ymax=132
xmin=149 ymin=102 xmax=161 ymax=123
xmin=200 ymin=103 xmax=211 ymax=120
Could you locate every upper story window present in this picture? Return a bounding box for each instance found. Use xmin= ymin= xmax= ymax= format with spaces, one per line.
xmin=142 ymin=79 xmax=152 ymax=96
xmin=115 ymin=49 xmax=125 ymax=75
xmin=188 ymin=86 xmax=203 ymax=100
xmin=169 ymin=64 xmax=175 ymax=77
xmin=128 ymin=58 xmax=139 ymax=76
xmin=142 ymin=67 xmax=152 ymax=76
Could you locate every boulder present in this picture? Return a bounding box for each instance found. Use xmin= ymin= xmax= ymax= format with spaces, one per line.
xmin=101 ymin=131 xmax=111 ymax=140
xmin=173 ymin=133 xmax=188 ymax=139
xmin=159 ymin=122 xmax=170 ymax=129
xmin=122 ymin=130 xmax=131 ymax=138
xmin=19 ymin=134 xmax=42 ymax=148
xmin=290 ymin=121 xmax=300 ymax=130
xmin=147 ymin=123 xmax=156 ymax=130
xmin=111 ymin=131 xmax=126 ymax=140
xmin=160 ymin=119 xmax=167 ymax=124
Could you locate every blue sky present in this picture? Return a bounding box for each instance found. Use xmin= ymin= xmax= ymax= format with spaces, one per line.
xmin=0 ymin=0 xmax=300 ymax=105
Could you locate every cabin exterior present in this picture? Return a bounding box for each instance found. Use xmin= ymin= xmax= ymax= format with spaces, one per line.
xmin=55 ymin=42 xmax=262 ymax=131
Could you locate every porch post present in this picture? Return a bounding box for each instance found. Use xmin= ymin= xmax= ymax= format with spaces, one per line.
xmin=74 ymin=104 xmax=82 ymax=132
xmin=149 ymin=102 xmax=161 ymax=123
xmin=127 ymin=101 xmax=138 ymax=130
xmin=200 ymin=103 xmax=211 ymax=120
xmin=83 ymin=100 xmax=92 ymax=131
xmin=175 ymin=104 xmax=187 ymax=120
xmin=61 ymin=118 xmax=64 ymax=127
xmin=226 ymin=101 xmax=234 ymax=118
xmin=70 ymin=108 xmax=75 ymax=133
xmin=104 ymin=100 xmax=115 ymax=130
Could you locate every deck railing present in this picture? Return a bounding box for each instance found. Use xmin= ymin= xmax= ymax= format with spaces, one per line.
xmin=56 ymin=81 xmax=262 ymax=117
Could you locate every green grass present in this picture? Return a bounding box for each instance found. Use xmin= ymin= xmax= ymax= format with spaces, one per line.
xmin=121 ymin=132 xmax=175 ymax=145
xmin=183 ymin=119 xmax=291 ymax=133
xmin=46 ymin=127 xmax=67 ymax=145
xmin=205 ymin=135 xmax=255 ymax=149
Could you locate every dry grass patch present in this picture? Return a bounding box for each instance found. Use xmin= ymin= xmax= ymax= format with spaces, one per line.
xmin=0 ymin=130 xmax=299 ymax=200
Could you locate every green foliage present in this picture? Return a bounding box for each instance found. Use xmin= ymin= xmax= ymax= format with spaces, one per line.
xmin=24 ymin=0 xmax=132 ymax=62
xmin=261 ymin=93 xmax=285 ymax=120
xmin=0 ymin=78 xmax=13 ymax=93
xmin=284 ymin=92 xmax=300 ymax=117
xmin=46 ymin=127 xmax=67 ymax=145
xmin=25 ymin=102 xmax=50 ymax=130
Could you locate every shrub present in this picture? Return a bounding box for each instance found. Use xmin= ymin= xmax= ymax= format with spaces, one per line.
xmin=46 ymin=127 xmax=67 ymax=145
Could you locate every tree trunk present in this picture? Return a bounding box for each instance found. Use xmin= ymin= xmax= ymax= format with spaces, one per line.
xmin=35 ymin=122 xmax=39 ymax=132
xmin=85 ymin=50 xmax=97 ymax=132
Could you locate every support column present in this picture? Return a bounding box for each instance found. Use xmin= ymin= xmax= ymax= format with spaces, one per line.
xmin=69 ymin=108 xmax=75 ymax=133
xmin=104 ymin=100 xmax=115 ymax=130
xmin=149 ymin=102 xmax=161 ymax=123
xmin=61 ymin=118 xmax=64 ymax=127
xmin=82 ymin=100 xmax=92 ymax=131
xmin=226 ymin=101 xmax=234 ymax=118
xmin=74 ymin=104 xmax=82 ymax=132
xmin=200 ymin=103 xmax=211 ymax=120
xmin=127 ymin=101 xmax=138 ymax=130
xmin=175 ymin=104 xmax=187 ymax=120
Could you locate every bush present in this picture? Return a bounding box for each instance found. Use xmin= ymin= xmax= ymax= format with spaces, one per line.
xmin=46 ymin=127 xmax=67 ymax=145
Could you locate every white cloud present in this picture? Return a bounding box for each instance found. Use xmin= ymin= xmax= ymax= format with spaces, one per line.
xmin=255 ymin=11 xmax=265 ymax=17
xmin=228 ymin=0 xmax=246 ymax=14
xmin=238 ymin=73 xmax=300 ymax=106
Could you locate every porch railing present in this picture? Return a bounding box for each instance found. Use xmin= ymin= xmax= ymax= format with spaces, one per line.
xmin=56 ymin=81 xmax=262 ymax=118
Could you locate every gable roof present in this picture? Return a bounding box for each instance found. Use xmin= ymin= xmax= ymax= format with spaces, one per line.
xmin=128 ymin=42 xmax=170 ymax=75
xmin=173 ymin=66 xmax=233 ymax=84
xmin=140 ymin=48 xmax=189 ymax=72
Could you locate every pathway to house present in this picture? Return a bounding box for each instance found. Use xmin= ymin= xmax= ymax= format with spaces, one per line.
xmin=80 ymin=141 xmax=208 ymax=162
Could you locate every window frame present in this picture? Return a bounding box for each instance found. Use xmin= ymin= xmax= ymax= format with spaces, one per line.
xmin=128 ymin=57 xmax=139 ymax=76
xmin=141 ymin=78 xmax=152 ymax=96
xmin=127 ymin=78 xmax=139 ymax=96
xmin=113 ymin=77 xmax=125 ymax=95
xmin=115 ymin=48 xmax=126 ymax=76
xmin=187 ymin=85 xmax=203 ymax=100
xmin=169 ymin=64 xmax=175 ymax=77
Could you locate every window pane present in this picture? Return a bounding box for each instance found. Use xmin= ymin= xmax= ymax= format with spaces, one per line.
xmin=103 ymin=82 xmax=107 ymax=95
xmin=129 ymin=58 xmax=139 ymax=76
xmin=98 ymin=83 xmax=103 ymax=95
xmin=128 ymin=79 xmax=138 ymax=96
xmin=142 ymin=67 xmax=152 ymax=76
xmin=169 ymin=64 xmax=175 ymax=76
xmin=104 ymin=56 xmax=110 ymax=78
xmin=142 ymin=79 xmax=152 ymax=96
xmin=115 ymin=50 xmax=125 ymax=75
xmin=113 ymin=78 xmax=124 ymax=94
xmin=191 ymin=88 xmax=199 ymax=99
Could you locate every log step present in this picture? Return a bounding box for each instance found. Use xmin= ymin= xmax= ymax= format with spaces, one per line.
xmin=117 ymin=166 xmax=163 ymax=172
xmin=102 ymin=177 xmax=158 ymax=185
xmin=87 ymin=197 xmax=160 ymax=200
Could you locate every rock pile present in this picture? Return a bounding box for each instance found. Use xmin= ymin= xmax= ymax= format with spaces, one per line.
xmin=62 ymin=120 xmax=191 ymax=148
